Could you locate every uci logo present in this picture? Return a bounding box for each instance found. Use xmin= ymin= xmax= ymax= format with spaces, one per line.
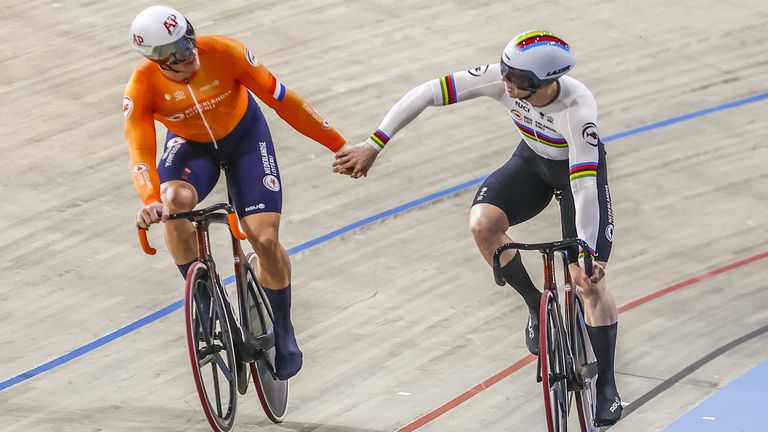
xmin=546 ymin=65 xmax=571 ymax=77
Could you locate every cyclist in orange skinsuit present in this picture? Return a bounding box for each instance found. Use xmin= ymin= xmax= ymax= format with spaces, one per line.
xmin=124 ymin=5 xmax=348 ymax=380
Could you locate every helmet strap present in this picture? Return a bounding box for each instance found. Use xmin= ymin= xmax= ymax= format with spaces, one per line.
xmin=159 ymin=62 xmax=182 ymax=73
xmin=520 ymin=88 xmax=538 ymax=100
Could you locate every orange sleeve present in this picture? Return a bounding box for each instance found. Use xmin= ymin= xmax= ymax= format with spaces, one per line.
xmin=123 ymin=71 xmax=162 ymax=205
xmin=217 ymin=36 xmax=346 ymax=152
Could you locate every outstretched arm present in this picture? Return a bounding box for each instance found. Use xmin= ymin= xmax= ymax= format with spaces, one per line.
xmin=218 ymin=36 xmax=347 ymax=152
xmin=335 ymin=64 xmax=506 ymax=177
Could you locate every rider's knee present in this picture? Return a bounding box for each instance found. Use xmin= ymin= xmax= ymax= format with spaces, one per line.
xmin=469 ymin=213 xmax=491 ymax=242
xmin=246 ymin=228 xmax=280 ymax=257
xmin=469 ymin=209 xmax=505 ymax=244
xmin=160 ymin=182 xmax=197 ymax=213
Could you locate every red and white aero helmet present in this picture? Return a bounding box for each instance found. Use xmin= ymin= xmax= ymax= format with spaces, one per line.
xmin=129 ymin=5 xmax=196 ymax=63
xmin=500 ymin=30 xmax=576 ymax=92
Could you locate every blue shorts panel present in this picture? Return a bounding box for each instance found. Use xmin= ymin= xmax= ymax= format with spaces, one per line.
xmin=157 ymin=135 xmax=221 ymax=203
xmin=223 ymin=125 xmax=282 ymax=217
xmin=157 ymin=96 xmax=282 ymax=218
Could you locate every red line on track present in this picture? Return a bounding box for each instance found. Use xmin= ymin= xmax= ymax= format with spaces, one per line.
xmin=397 ymin=250 xmax=768 ymax=431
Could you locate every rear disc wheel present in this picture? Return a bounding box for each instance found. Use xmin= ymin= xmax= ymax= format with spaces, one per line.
xmin=244 ymin=253 xmax=289 ymax=423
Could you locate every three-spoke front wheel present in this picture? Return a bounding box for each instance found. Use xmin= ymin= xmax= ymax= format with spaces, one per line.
xmin=540 ymin=291 xmax=569 ymax=432
xmin=571 ymin=295 xmax=599 ymax=432
xmin=184 ymin=263 xmax=238 ymax=432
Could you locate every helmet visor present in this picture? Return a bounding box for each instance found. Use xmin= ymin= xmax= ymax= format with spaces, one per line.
xmin=147 ymin=35 xmax=196 ymax=63
xmin=499 ymin=61 xmax=539 ymax=91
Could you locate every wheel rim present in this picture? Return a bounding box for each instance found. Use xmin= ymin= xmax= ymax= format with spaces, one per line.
xmin=185 ymin=264 xmax=238 ymax=431
xmin=572 ymin=296 xmax=598 ymax=431
xmin=540 ymin=292 xmax=569 ymax=431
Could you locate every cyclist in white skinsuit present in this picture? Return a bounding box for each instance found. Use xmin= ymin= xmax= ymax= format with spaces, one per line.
xmin=334 ymin=30 xmax=622 ymax=426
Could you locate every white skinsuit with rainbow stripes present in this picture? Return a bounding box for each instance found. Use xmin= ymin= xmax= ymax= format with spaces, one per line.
xmin=365 ymin=64 xmax=608 ymax=257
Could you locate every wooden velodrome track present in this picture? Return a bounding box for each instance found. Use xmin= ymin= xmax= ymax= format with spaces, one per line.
xmin=1 ymin=1 xmax=766 ymax=431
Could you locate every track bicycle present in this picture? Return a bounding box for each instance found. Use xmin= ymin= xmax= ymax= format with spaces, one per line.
xmin=138 ymin=202 xmax=289 ymax=431
xmin=493 ymin=238 xmax=599 ymax=432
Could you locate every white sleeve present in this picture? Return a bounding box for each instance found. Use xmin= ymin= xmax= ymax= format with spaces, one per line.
xmin=366 ymin=64 xmax=506 ymax=150
xmin=562 ymin=95 xmax=601 ymax=255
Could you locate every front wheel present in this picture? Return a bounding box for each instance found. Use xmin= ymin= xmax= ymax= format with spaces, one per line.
xmin=184 ymin=263 xmax=238 ymax=432
xmin=540 ymin=291 xmax=569 ymax=432
xmin=571 ymin=295 xmax=599 ymax=432
xmin=244 ymin=252 xmax=289 ymax=423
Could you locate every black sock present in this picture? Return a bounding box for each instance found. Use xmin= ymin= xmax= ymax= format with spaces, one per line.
xmin=176 ymin=260 xmax=195 ymax=280
xmin=500 ymin=252 xmax=542 ymax=313
xmin=587 ymin=322 xmax=618 ymax=392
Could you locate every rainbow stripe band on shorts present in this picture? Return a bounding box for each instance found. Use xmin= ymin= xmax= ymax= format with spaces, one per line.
xmin=369 ymin=129 xmax=391 ymax=149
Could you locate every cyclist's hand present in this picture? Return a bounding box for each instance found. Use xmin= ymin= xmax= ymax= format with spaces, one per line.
xmin=568 ymin=261 xmax=606 ymax=288
xmin=136 ymin=201 xmax=169 ymax=229
xmin=333 ymin=142 xmax=379 ymax=178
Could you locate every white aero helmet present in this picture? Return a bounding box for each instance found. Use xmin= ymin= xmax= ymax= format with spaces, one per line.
xmin=500 ymin=30 xmax=575 ymax=92
xmin=129 ymin=5 xmax=196 ymax=63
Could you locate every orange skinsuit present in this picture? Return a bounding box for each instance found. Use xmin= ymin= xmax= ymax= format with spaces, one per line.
xmin=123 ymin=35 xmax=346 ymax=205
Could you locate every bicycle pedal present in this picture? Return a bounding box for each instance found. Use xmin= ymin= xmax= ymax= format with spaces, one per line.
xmin=550 ymin=373 xmax=567 ymax=383
xmin=581 ymin=361 xmax=599 ymax=379
xmin=567 ymin=380 xmax=584 ymax=392
xmin=237 ymin=362 xmax=250 ymax=395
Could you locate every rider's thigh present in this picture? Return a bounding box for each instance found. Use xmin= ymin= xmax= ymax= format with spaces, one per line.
xmin=471 ymin=142 xmax=554 ymax=228
xmin=158 ymin=133 xmax=221 ymax=205
xmin=220 ymin=99 xmax=283 ymax=218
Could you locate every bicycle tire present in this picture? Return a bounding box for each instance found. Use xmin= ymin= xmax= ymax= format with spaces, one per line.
xmin=571 ymin=295 xmax=599 ymax=432
xmin=244 ymin=253 xmax=289 ymax=423
xmin=184 ymin=263 xmax=238 ymax=432
xmin=540 ymin=290 xmax=569 ymax=432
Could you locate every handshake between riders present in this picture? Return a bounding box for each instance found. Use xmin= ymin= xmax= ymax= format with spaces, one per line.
xmin=125 ymin=5 xmax=621 ymax=427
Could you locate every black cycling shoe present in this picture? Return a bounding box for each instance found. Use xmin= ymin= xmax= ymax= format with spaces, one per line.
xmin=594 ymin=386 xmax=623 ymax=426
xmin=525 ymin=310 xmax=539 ymax=355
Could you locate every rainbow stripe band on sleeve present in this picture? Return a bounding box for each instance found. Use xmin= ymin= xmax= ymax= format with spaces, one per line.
xmin=369 ymin=129 xmax=391 ymax=149
xmin=578 ymin=246 xmax=597 ymax=259
xmin=439 ymin=74 xmax=458 ymax=105
xmin=569 ymin=162 xmax=598 ymax=181
xmin=270 ymin=76 xmax=286 ymax=101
